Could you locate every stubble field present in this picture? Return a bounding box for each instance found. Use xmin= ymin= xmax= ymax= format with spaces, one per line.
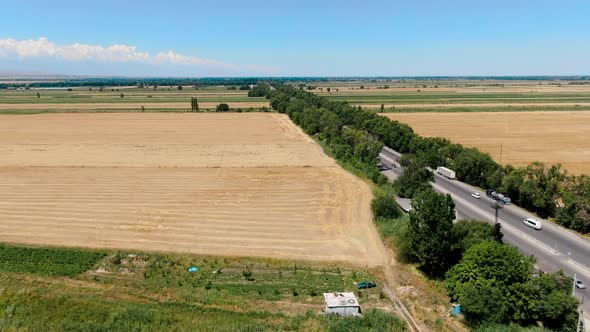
xmin=382 ymin=111 xmax=590 ymax=174
xmin=0 ymin=113 xmax=387 ymax=266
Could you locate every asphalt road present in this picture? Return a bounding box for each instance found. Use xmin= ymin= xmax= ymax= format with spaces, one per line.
xmin=379 ymin=147 xmax=590 ymax=320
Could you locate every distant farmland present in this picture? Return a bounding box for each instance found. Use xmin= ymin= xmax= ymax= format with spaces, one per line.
xmin=318 ymin=81 xmax=590 ymax=113
xmin=0 ymin=113 xmax=387 ymax=266
xmin=382 ymin=111 xmax=590 ymax=174
xmin=0 ymin=86 xmax=269 ymax=113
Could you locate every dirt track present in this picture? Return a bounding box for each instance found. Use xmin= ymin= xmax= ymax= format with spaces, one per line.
xmin=0 ymin=113 xmax=387 ymax=266
xmin=0 ymin=102 xmax=269 ymax=110
xmin=382 ymin=111 xmax=590 ymax=174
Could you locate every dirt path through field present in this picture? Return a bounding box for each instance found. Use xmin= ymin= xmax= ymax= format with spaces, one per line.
xmin=0 ymin=102 xmax=269 ymax=110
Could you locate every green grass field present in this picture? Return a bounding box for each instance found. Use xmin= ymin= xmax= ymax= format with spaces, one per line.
xmin=3 ymin=82 xmax=589 ymax=114
xmin=377 ymin=105 xmax=590 ymax=113
xmin=324 ymin=92 xmax=590 ymax=105
xmin=0 ymin=243 xmax=405 ymax=331
xmin=0 ymin=86 xmax=270 ymax=114
xmin=0 ymin=86 xmax=260 ymax=104
xmin=309 ymin=80 xmax=590 ymax=112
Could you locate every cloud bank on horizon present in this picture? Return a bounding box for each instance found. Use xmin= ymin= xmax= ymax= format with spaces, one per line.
xmin=0 ymin=37 xmax=279 ymax=76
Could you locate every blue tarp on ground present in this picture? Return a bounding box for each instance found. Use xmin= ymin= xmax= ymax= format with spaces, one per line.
xmin=188 ymin=266 xmax=199 ymax=273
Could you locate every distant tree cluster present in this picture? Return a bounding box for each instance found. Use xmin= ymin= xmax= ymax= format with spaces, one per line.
xmin=248 ymin=83 xmax=272 ymax=97
xmin=191 ymin=97 xmax=199 ymax=112
xmin=216 ymin=103 xmax=230 ymax=112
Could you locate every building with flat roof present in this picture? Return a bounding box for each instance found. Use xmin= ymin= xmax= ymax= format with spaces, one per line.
xmin=323 ymin=292 xmax=361 ymax=316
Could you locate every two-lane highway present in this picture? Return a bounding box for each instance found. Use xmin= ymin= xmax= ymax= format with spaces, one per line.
xmin=379 ymin=147 xmax=590 ymax=320
xmin=433 ymin=172 xmax=590 ymax=271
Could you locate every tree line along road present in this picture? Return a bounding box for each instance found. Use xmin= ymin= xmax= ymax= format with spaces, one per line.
xmin=379 ymin=147 xmax=590 ymax=323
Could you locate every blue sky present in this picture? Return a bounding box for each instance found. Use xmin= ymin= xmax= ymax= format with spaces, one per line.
xmin=1 ymin=0 xmax=589 ymax=76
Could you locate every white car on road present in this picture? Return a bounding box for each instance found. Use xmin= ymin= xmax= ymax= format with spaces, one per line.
xmin=471 ymin=192 xmax=481 ymax=199
xmin=576 ymin=280 xmax=586 ymax=289
xmin=523 ymin=218 xmax=542 ymax=230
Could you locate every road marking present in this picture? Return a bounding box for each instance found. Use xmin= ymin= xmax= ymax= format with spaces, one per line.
xmin=436 ymin=178 xmax=590 ymax=285
xmin=435 ymin=172 xmax=590 ymax=252
xmin=432 ymin=182 xmax=560 ymax=255
xmin=568 ymin=258 xmax=590 ymax=275
xmin=499 ymin=203 xmax=590 ymax=251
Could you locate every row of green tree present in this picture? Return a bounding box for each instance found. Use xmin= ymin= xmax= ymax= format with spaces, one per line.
xmin=251 ymin=83 xmax=589 ymax=234
xmin=252 ymin=83 xmax=580 ymax=331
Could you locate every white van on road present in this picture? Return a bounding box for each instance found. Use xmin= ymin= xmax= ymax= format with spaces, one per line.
xmin=523 ymin=218 xmax=542 ymax=230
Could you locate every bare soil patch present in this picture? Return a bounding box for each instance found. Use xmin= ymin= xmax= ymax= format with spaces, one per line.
xmin=382 ymin=111 xmax=590 ymax=174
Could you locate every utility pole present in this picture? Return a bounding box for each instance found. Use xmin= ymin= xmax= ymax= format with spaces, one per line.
xmin=573 ymin=273 xmax=577 ymax=297
xmin=578 ymin=296 xmax=586 ymax=332
xmin=493 ymin=200 xmax=502 ymax=224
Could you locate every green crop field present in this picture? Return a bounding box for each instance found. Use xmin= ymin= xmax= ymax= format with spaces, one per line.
xmin=0 ymin=87 xmax=260 ymax=103
xmin=378 ymin=105 xmax=590 ymax=113
xmin=0 ymin=85 xmax=270 ymax=114
xmin=325 ymin=92 xmax=590 ymax=105
xmin=309 ymin=79 xmax=590 ymax=113
xmin=0 ymin=244 xmax=106 ymax=276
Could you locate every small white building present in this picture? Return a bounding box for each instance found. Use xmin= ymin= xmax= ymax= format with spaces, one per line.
xmin=323 ymin=292 xmax=361 ymax=316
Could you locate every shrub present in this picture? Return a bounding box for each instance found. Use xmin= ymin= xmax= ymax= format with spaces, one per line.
xmin=371 ymin=194 xmax=402 ymax=219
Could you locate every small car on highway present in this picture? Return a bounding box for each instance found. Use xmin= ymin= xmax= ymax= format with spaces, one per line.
xmin=576 ymin=280 xmax=586 ymax=289
xmin=523 ymin=218 xmax=542 ymax=230
xmin=471 ymin=192 xmax=481 ymax=199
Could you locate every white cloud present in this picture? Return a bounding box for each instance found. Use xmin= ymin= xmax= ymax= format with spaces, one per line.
xmin=0 ymin=37 xmax=278 ymax=73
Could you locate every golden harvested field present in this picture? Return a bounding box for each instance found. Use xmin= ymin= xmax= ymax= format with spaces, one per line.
xmin=383 ymin=111 xmax=590 ymax=174
xmin=0 ymin=113 xmax=332 ymax=168
xmin=0 ymin=113 xmax=387 ymax=266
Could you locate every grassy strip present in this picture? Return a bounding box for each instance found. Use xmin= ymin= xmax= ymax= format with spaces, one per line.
xmin=0 ymin=244 xmax=106 ymax=276
xmin=325 ymin=92 xmax=590 ymax=100
xmin=377 ymin=105 xmax=590 ymax=113
xmin=0 ymin=247 xmax=405 ymax=331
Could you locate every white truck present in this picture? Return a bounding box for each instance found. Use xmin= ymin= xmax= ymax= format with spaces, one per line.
xmin=436 ymin=166 xmax=456 ymax=180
